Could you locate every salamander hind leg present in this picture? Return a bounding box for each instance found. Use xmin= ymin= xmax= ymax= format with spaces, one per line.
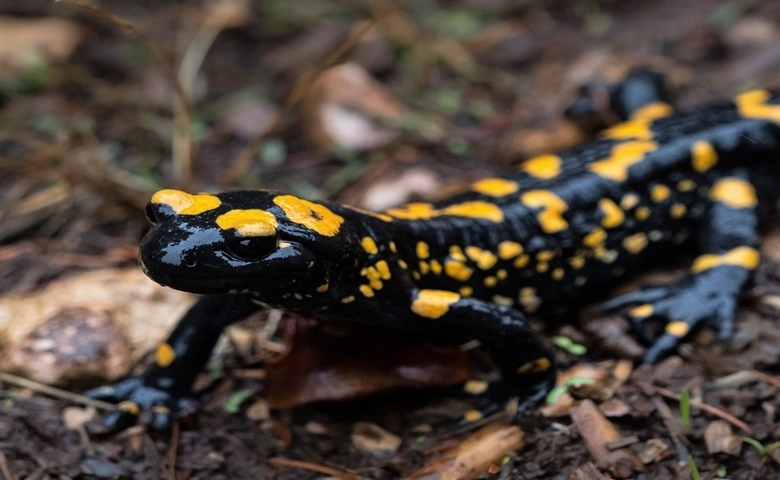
xmin=603 ymin=169 xmax=760 ymax=363
xmin=409 ymin=289 xmax=556 ymax=423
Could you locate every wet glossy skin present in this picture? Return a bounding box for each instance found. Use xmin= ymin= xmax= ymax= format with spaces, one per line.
xmin=88 ymin=70 xmax=780 ymax=430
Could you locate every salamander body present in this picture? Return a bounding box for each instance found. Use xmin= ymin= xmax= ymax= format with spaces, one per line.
xmin=89 ymin=70 xmax=780 ymax=429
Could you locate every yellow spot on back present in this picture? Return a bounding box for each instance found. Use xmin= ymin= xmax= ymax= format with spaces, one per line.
xmin=416 ymin=241 xmax=430 ymax=259
xmin=583 ymin=228 xmax=607 ymax=249
xmin=459 ymin=286 xmax=473 ymax=296
xmin=651 ymin=184 xmax=671 ymax=203
xmin=629 ymin=304 xmax=653 ymax=318
xmin=389 ymin=241 xmax=397 ymax=252
xmin=344 ymin=205 xmax=394 ymax=222
xmin=518 ymin=287 xmax=541 ymax=312
xmin=623 ymin=233 xmax=648 ymax=254
xmin=430 ymin=259 xmax=443 ymax=275
xmin=691 ymin=246 xmax=759 ymax=273
xmin=521 ymin=154 xmax=562 ymax=179
xmin=385 ymin=202 xmax=436 ymax=220
xmin=710 ymin=178 xmax=757 ymax=208
xmin=341 ymin=295 xmax=355 ymax=303
xmin=361 ymin=237 xmax=378 ymax=254
xmin=463 ymin=409 xmax=483 ymax=422
xmin=691 ymin=141 xmax=718 ymax=173
xmin=513 ymin=255 xmax=529 ymax=268
xmin=398 ymin=259 xmax=408 ymax=269
xmin=411 ymin=289 xmax=461 ymax=319
xmin=552 ymin=268 xmax=565 ymax=280
xmin=156 ymin=343 xmax=176 ymax=367
xmin=601 ymin=102 xmax=671 ymax=140
xmin=620 ymin=193 xmax=639 ymax=210
xmin=516 ymin=357 xmax=552 ymax=374
xmin=442 ymin=201 xmax=504 ymax=222
xmin=588 ymin=140 xmax=658 ymax=182
xmin=472 ymin=178 xmax=519 ymax=196
xmin=359 ymin=285 xmax=375 ymax=297
xmin=521 ymin=190 xmax=569 ymax=233
xmin=216 ymin=209 xmax=278 ymax=237
xmin=444 ymin=260 xmax=474 ymax=281
xmin=635 ymin=206 xmax=651 ymax=221
xmin=418 ymin=261 xmax=430 ymax=274
xmin=633 ymin=102 xmax=674 ymax=121
xmin=118 ymin=401 xmax=140 ymax=415
xmin=273 ymin=195 xmax=344 ymax=237
xmin=498 ymin=241 xmax=523 ymax=260
xmin=599 ymin=198 xmax=624 ymax=228
xmin=483 ymin=276 xmax=497 ymax=287
xmin=316 ymin=283 xmax=329 ymax=292
xmin=670 ymin=203 xmax=687 ymax=219
xmin=375 ymin=260 xmax=391 ymax=280
xmin=466 ymin=246 xmax=498 ymax=270
xmin=569 ymin=255 xmax=586 ymax=269
xmin=449 ymin=245 xmax=466 ymax=262
xmin=735 ymin=89 xmax=780 ymax=124
xmin=463 ymin=379 xmax=489 ymax=395
xmin=677 ymin=179 xmax=696 ymax=192
xmin=152 ymin=189 xmax=221 ymax=215
xmin=536 ymin=250 xmax=554 ymax=262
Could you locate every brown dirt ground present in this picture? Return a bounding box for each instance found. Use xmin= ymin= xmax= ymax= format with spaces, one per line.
xmin=1 ymin=1 xmax=780 ymax=479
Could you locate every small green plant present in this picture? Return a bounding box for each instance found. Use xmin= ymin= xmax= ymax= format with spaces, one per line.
xmin=552 ymin=336 xmax=587 ymax=355
xmin=679 ymin=389 xmax=691 ymax=435
xmin=545 ymin=377 xmax=595 ymax=403
xmin=687 ymin=455 xmax=701 ymax=480
xmin=742 ymin=437 xmax=780 ymax=455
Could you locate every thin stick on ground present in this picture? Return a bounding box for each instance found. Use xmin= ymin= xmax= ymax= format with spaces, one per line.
xmin=0 ymin=372 xmax=118 ymax=411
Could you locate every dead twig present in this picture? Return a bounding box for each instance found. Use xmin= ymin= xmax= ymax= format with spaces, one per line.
xmin=0 ymin=372 xmax=118 ymax=412
xmin=268 ymin=457 xmax=362 ymax=480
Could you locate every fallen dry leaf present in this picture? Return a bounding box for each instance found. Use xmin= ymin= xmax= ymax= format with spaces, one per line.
xmin=704 ymin=420 xmax=742 ymax=455
xmin=0 ymin=268 xmax=194 ymax=384
xmin=569 ymin=399 xmax=644 ymax=472
xmin=303 ymin=62 xmax=405 ymax=151
xmin=407 ymin=423 xmax=524 ymax=480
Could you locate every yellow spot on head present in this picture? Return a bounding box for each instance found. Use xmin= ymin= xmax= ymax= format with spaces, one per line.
xmin=710 ymin=178 xmax=757 ymax=209
xmin=691 ymin=246 xmax=759 ymax=273
xmin=216 ymin=209 xmax=278 ymax=237
xmin=411 ymin=289 xmax=461 ymax=319
xmin=601 ymin=103 xmax=671 ymax=140
xmin=589 ymin=140 xmax=657 ymax=182
xmin=691 ymin=141 xmax=718 ymax=173
xmin=521 ymin=189 xmax=569 ymax=233
xmin=416 ymin=241 xmax=430 ymax=259
xmin=152 ymin=189 xmax=221 ymax=215
xmin=651 ymin=185 xmax=671 ymax=203
xmin=633 ymin=102 xmax=674 ymax=121
xmin=521 ymin=154 xmax=562 ymax=179
xmin=472 ymin=178 xmax=519 ymax=197
xmin=498 ymin=241 xmax=523 ymax=260
xmin=444 ymin=260 xmax=474 ymax=281
xmin=442 ymin=201 xmax=504 ymax=222
xmin=156 ymin=343 xmax=176 ymax=367
xmin=623 ymin=233 xmax=648 ymax=254
xmin=599 ymin=198 xmax=624 ymax=229
xmin=665 ymin=321 xmax=690 ymax=338
xmin=466 ymin=246 xmax=498 ymax=270
xmin=361 ymin=237 xmax=378 ymax=254
xmin=273 ymin=195 xmax=344 ymax=237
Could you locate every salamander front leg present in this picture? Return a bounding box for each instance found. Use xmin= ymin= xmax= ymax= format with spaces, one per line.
xmin=604 ymin=170 xmax=760 ymax=363
xmin=408 ymin=289 xmax=556 ymax=423
xmin=86 ymin=294 xmax=260 ymax=430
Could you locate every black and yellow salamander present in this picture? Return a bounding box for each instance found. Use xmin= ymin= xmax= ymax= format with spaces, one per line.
xmin=88 ymin=70 xmax=780 ymax=429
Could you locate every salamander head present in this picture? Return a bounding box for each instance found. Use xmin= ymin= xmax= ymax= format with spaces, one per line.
xmin=139 ymin=189 xmax=353 ymax=297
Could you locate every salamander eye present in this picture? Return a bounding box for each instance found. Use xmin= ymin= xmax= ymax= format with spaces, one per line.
xmin=226 ymin=236 xmax=278 ymax=261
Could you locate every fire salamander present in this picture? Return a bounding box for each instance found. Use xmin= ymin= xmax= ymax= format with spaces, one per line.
xmin=88 ymin=70 xmax=780 ymax=430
